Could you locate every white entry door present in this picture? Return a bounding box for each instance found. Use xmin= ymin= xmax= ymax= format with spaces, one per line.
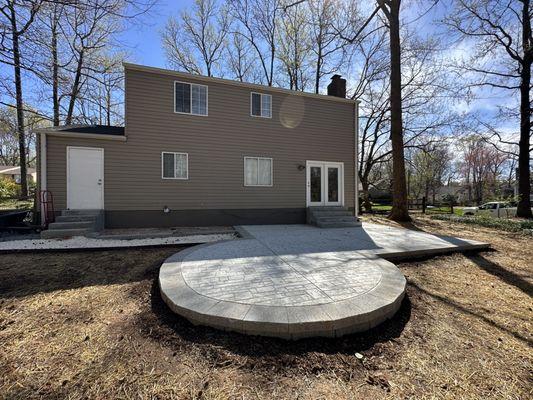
xmin=67 ymin=147 xmax=104 ymax=209
xmin=306 ymin=161 xmax=344 ymax=207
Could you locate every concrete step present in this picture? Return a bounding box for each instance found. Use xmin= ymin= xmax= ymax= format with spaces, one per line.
xmin=41 ymin=228 xmax=91 ymax=239
xmin=311 ymin=210 xmax=353 ymax=217
xmin=62 ymin=209 xmax=102 ymax=216
xmin=314 ymin=216 xmax=358 ymax=223
xmin=42 ymin=209 xmax=104 ymax=239
xmin=308 ymin=206 xmax=348 ymax=211
xmin=48 ymin=221 xmax=95 ymax=230
xmin=316 ymin=221 xmax=362 ymax=228
xmin=307 ymin=206 xmax=360 ymax=228
xmin=56 ymin=215 xmax=97 ymax=223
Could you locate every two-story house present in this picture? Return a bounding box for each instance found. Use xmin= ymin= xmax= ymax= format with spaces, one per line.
xmin=36 ymin=63 xmax=360 ymax=233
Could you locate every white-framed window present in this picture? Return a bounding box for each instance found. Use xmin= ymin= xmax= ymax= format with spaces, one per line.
xmin=162 ymin=152 xmax=188 ymax=179
xmin=244 ymin=157 xmax=273 ymax=186
xmin=250 ymin=92 xmax=272 ymax=118
xmin=174 ymin=81 xmax=208 ymax=116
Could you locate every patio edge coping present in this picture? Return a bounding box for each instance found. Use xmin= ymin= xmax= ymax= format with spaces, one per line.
xmin=159 ymin=240 xmax=407 ymax=340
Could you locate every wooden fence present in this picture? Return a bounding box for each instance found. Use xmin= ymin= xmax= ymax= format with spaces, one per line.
xmin=362 ymin=197 xmax=456 ymax=215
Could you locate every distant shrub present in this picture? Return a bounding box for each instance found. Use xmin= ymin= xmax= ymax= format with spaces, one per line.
xmin=430 ymin=214 xmax=533 ymax=234
xmin=28 ymin=180 xmax=36 ymax=196
xmin=0 ymin=177 xmax=20 ymax=198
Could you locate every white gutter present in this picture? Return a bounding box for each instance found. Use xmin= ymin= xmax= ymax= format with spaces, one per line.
xmin=38 ymin=130 xmax=127 ymax=141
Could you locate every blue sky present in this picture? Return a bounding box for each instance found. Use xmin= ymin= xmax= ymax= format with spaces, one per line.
xmin=0 ymin=0 xmax=514 ymax=137
xmin=120 ymin=0 xmax=450 ymax=69
xmin=112 ymin=0 xmax=513 ymax=135
xmin=119 ymin=0 xmax=194 ymax=67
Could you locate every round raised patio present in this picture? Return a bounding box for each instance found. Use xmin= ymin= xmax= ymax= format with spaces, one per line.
xmin=159 ymin=225 xmax=409 ymax=340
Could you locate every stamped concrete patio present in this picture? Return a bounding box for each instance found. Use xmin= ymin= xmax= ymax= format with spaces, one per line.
xmin=159 ymin=223 xmax=489 ymax=340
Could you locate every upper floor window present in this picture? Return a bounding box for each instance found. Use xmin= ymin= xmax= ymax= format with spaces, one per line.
xmin=251 ymin=92 xmax=271 ymax=118
xmin=175 ymin=82 xmax=207 ymax=116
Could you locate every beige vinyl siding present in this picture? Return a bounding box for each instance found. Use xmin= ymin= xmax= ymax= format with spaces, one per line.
xmin=46 ymin=67 xmax=356 ymax=211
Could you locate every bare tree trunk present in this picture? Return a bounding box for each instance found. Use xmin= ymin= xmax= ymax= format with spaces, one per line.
xmin=314 ymin=40 xmax=322 ymax=94
xmin=106 ymin=86 xmax=111 ymax=125
xmin=361 ymin=179 xmax=372 ymax=212
xmin=269 ymin=39 xmax=275 ymax=86
xmin=517 ymin=0 xmax=532 ymax=218
xmin=386 ymin=0 xmax=410 ymax=221
xmin=268 ymin=7 xmax=277 ymax=87
xmin=65 ymin=50 xmax=84 ymax=125
xmin=10 ymin=5 xmax=28 ymax=198
xmin=51 ymin=5 xmax=60 ymax=126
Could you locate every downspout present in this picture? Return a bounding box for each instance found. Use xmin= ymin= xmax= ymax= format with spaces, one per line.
xmin=354 ymin=100 xmax=360 ymax=219
xmin=39 ymin=132 xmax=47 ymax=225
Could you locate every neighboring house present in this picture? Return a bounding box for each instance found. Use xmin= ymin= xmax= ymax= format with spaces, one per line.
xmin=0 ymin=165 xmax=37 ymax=184
xmin=36 ymin=64 xmax=359 ymax=228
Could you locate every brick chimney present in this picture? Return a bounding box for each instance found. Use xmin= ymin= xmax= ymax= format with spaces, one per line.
xmin=327 ymin=74 xmax=346 ymax=98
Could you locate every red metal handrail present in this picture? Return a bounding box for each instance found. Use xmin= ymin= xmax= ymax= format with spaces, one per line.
xmin=40 ymin=190 xmax=55 ymax=228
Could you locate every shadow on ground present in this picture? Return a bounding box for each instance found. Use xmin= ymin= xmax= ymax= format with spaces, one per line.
xmin=465 ymin=253 xmax=533 ymax=297
xmin=144 ymin=278 xmax=412 ymax=359
xmin=0 ymin=246 xmax=188 ymax=299
xmin=408 ymin=280 xmax=532 ymax=346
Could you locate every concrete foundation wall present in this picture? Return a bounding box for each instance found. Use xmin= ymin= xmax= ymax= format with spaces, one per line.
xmin=105 ymin=208 xmax=306 ymax=228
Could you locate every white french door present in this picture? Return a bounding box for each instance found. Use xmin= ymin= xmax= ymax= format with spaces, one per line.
xmin=306 ymin=161 xmax=344 ymax=207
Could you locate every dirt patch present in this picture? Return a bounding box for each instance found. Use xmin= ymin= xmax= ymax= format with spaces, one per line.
xmin=0 ymin=218 xmax=531 ymax=399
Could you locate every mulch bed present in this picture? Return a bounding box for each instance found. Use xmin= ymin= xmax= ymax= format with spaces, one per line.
xmin=0 ymin=216 xmax=531 ymax=399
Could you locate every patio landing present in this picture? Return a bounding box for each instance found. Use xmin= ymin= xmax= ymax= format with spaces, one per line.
xmin=159 ymin=223 xmax=489 ymax=340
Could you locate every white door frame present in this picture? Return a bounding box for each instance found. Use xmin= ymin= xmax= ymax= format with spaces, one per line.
xmin=67 ymin=146 xmax=104 ymax=209
xmin=306 ymin=160 xmax=344 ymax=207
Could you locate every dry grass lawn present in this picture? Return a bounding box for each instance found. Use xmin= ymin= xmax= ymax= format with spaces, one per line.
xmin=0 ymin=216 xmax=531 ymax=399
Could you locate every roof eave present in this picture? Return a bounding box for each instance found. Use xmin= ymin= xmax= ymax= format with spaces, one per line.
xmin=36 ymin=129 xmax=127 ymax=141
xmin=123 ymin=62 xmax=358 ymax=105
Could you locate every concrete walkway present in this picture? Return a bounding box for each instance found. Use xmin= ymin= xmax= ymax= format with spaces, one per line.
xmin=159 ymin=223 xmax=489 ymax=340
xmin=239 ymin=223 xmax=489 ymax=261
